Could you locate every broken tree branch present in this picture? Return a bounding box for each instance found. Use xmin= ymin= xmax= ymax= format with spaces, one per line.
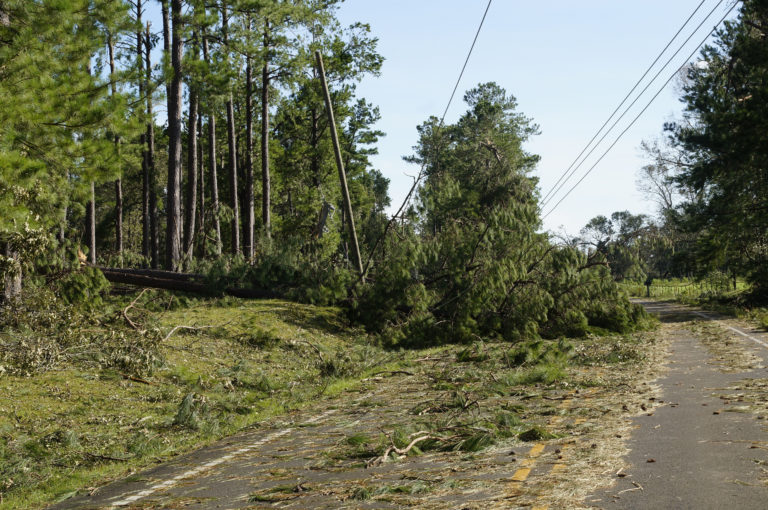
xmin=122 ymin=288 xmax=148 ymax=332
xmin=367 ymin=433 xmax=441 ymax=467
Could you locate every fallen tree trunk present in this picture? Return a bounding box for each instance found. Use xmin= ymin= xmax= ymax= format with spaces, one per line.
xmin=99 ymin=267 xmax=281 ymax=300
xmin=97 ymin=266 xmax=206 ymax=283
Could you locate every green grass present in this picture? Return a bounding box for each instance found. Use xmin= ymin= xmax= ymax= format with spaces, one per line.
xmin=0 ymin=295 xmax=404 ymax=509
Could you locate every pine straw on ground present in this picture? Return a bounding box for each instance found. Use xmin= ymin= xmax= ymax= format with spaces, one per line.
xmin=491 ymin=330 xmax=670 ymax=509
xmin=303 ymin=329 xmax=672 ymax=509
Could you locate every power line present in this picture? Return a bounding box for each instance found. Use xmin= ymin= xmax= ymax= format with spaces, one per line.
xmin=541 ymin=0 xmax=726 ymax=210
xmin=362 ymin=0 xmax=494 ymax=275
xmin=539 ymin=0 xmax=716 ymax=208
xmin=440 ymin=0 xmax=493 ymax=124
xmin=542 ymin=1 xmax=740 ymax=220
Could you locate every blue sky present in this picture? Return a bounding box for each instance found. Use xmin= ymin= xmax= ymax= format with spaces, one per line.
xmin=334 ymin=0 xmax=738 ymax=234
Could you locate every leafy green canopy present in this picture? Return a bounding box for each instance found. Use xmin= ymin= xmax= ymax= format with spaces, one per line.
xmin=579 ymin=211 xmax=652 ymax=282
xmin=352 ymin=83 xmax=648 ymax=346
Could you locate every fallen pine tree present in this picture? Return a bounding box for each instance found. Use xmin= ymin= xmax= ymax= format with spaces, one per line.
xmin=97 ymin=267 xmax=282 ymax=300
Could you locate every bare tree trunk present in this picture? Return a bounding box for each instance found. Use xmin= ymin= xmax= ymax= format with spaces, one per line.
xmin=108 ymin=36 xmax=123 ymax=265
xmin=161 ymin=0 xmax=171 ymax=102
xmin=165 ymin=0 xmax=183 ymax=271
xmin=145 ymin=22 xmax=159 ymax=269
xmin=184 ymin=90 xmax=198 ymax=259
xmin=87 ymin=181 xmax=96 ymax=265
xmin=227 ymin=96 xmax=240 ymax=255
xmin=84 ymin=59 xmax=97 ymax=266
xmin=222 ymin=3 xmax=239 ymax=254
xmin=244 ymin=30 xmax=255 ymax=258
xmin=197 ymin=106 xmax=205 ymax=255
xmin=202 ymin=33 xmax=222 ymax=256
xmin=136 ymin=1 xmax=150 ymax=263
xmin=183 ymin=33 xmax=199 ymax=260
xmin=261 ymin=21 xmax=271 ymax=238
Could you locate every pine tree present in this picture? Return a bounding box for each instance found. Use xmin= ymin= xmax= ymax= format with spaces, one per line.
xmin=165 ymin=0 xmax=184 ymax=270
xmin=667 ymin=0 xmax=768 ymax=298
xmin=0 ymin=0 xmax=133 ymax=299
xmin=354 ymin=83 xmax=645 ymax=344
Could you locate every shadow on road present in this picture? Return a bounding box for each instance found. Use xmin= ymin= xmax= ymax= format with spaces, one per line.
xmin=633 ymin=299 xmax=697 ymax=324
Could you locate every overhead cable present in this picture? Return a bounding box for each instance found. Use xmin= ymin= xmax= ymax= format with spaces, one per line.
xmin=440 ymin=0 xmax=494 ymax=124
xmin=542 ymin=1 xmax=740 ymax=220
xmin=540 ymin=0 xmax=721 ymax=209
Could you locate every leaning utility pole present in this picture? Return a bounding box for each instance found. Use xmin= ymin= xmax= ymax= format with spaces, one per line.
xmin=314 ymin=51 xmax=363 ymax=277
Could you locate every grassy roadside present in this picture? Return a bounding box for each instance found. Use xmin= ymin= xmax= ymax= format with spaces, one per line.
xmin=0 ymin=294 xmax=409 ymax=509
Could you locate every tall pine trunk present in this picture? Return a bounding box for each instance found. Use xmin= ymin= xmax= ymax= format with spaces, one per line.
xmin=244 ymin=36 xmax=255 ymax=257
xmin=222 ymin=4 xmax=239 ymax=254
xmin=161 ymin=1 xmax=171 ymax=105
xmin=197 ymin=107 xmax=205 ymax=255
xmin=108 ymin=36 xmax=122 ymax=264
xmin=165 ymin=0 xmax=183 ymax=270
xmin=202 ymin=33 xmax=222 ymax=255
xmin=137 ymin=1 xmax=149 ymax=263
xmin=183 ymin=33 xmax=199 ymax=261
xmin=261 ymin=21 xmax=271 ymax=237
xmin=184 ymin=89 xmax=198 ymax=260
xmin=145 ymin=23 xmax=159 ymax=269
xmin=85 ymin=60 xmax=96 ymax=266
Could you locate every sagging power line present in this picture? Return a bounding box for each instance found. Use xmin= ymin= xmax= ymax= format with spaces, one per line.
xmin=539 ymin=0 xmax=711 ymax=207
xmin=362 ymin=0 xmax=494 ymax=275
xmin=541 ymin=1 xmax=741 ymax=220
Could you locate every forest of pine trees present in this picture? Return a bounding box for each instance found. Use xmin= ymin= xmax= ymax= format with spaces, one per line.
xmin=0 ymin=0 xmax=387 ymax=292
xmin=0 ymin=0 xmax=651 ymax=347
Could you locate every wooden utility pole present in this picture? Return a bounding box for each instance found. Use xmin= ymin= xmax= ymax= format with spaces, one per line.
xmin=314 ymin=51 xmax=363 ymax=277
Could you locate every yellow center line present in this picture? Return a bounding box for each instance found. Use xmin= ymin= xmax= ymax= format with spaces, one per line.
xmin=551 ymin=463 xmax=567 ymax=473
xmin=511 ymin=443 xmax=546 ymax=482
xmin=528 ymin=443 xmax=545 ymax=457
xmin=510 ymin=468 xmax=531 ymax=482
xmin=548 ymin=441 xmax=573 ymax=475
xmin=510 ymin=395 xmax=576 ymax=490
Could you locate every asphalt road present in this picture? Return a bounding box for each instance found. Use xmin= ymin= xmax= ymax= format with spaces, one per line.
xmin=591 ymin=300 xmax=768 ymax=509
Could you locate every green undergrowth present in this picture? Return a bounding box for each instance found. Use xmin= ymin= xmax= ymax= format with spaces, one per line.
xmin=625 ymin=275 xmax=767 ymax=330
xmin=0 ymin=292 xmax=404 ymax=509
